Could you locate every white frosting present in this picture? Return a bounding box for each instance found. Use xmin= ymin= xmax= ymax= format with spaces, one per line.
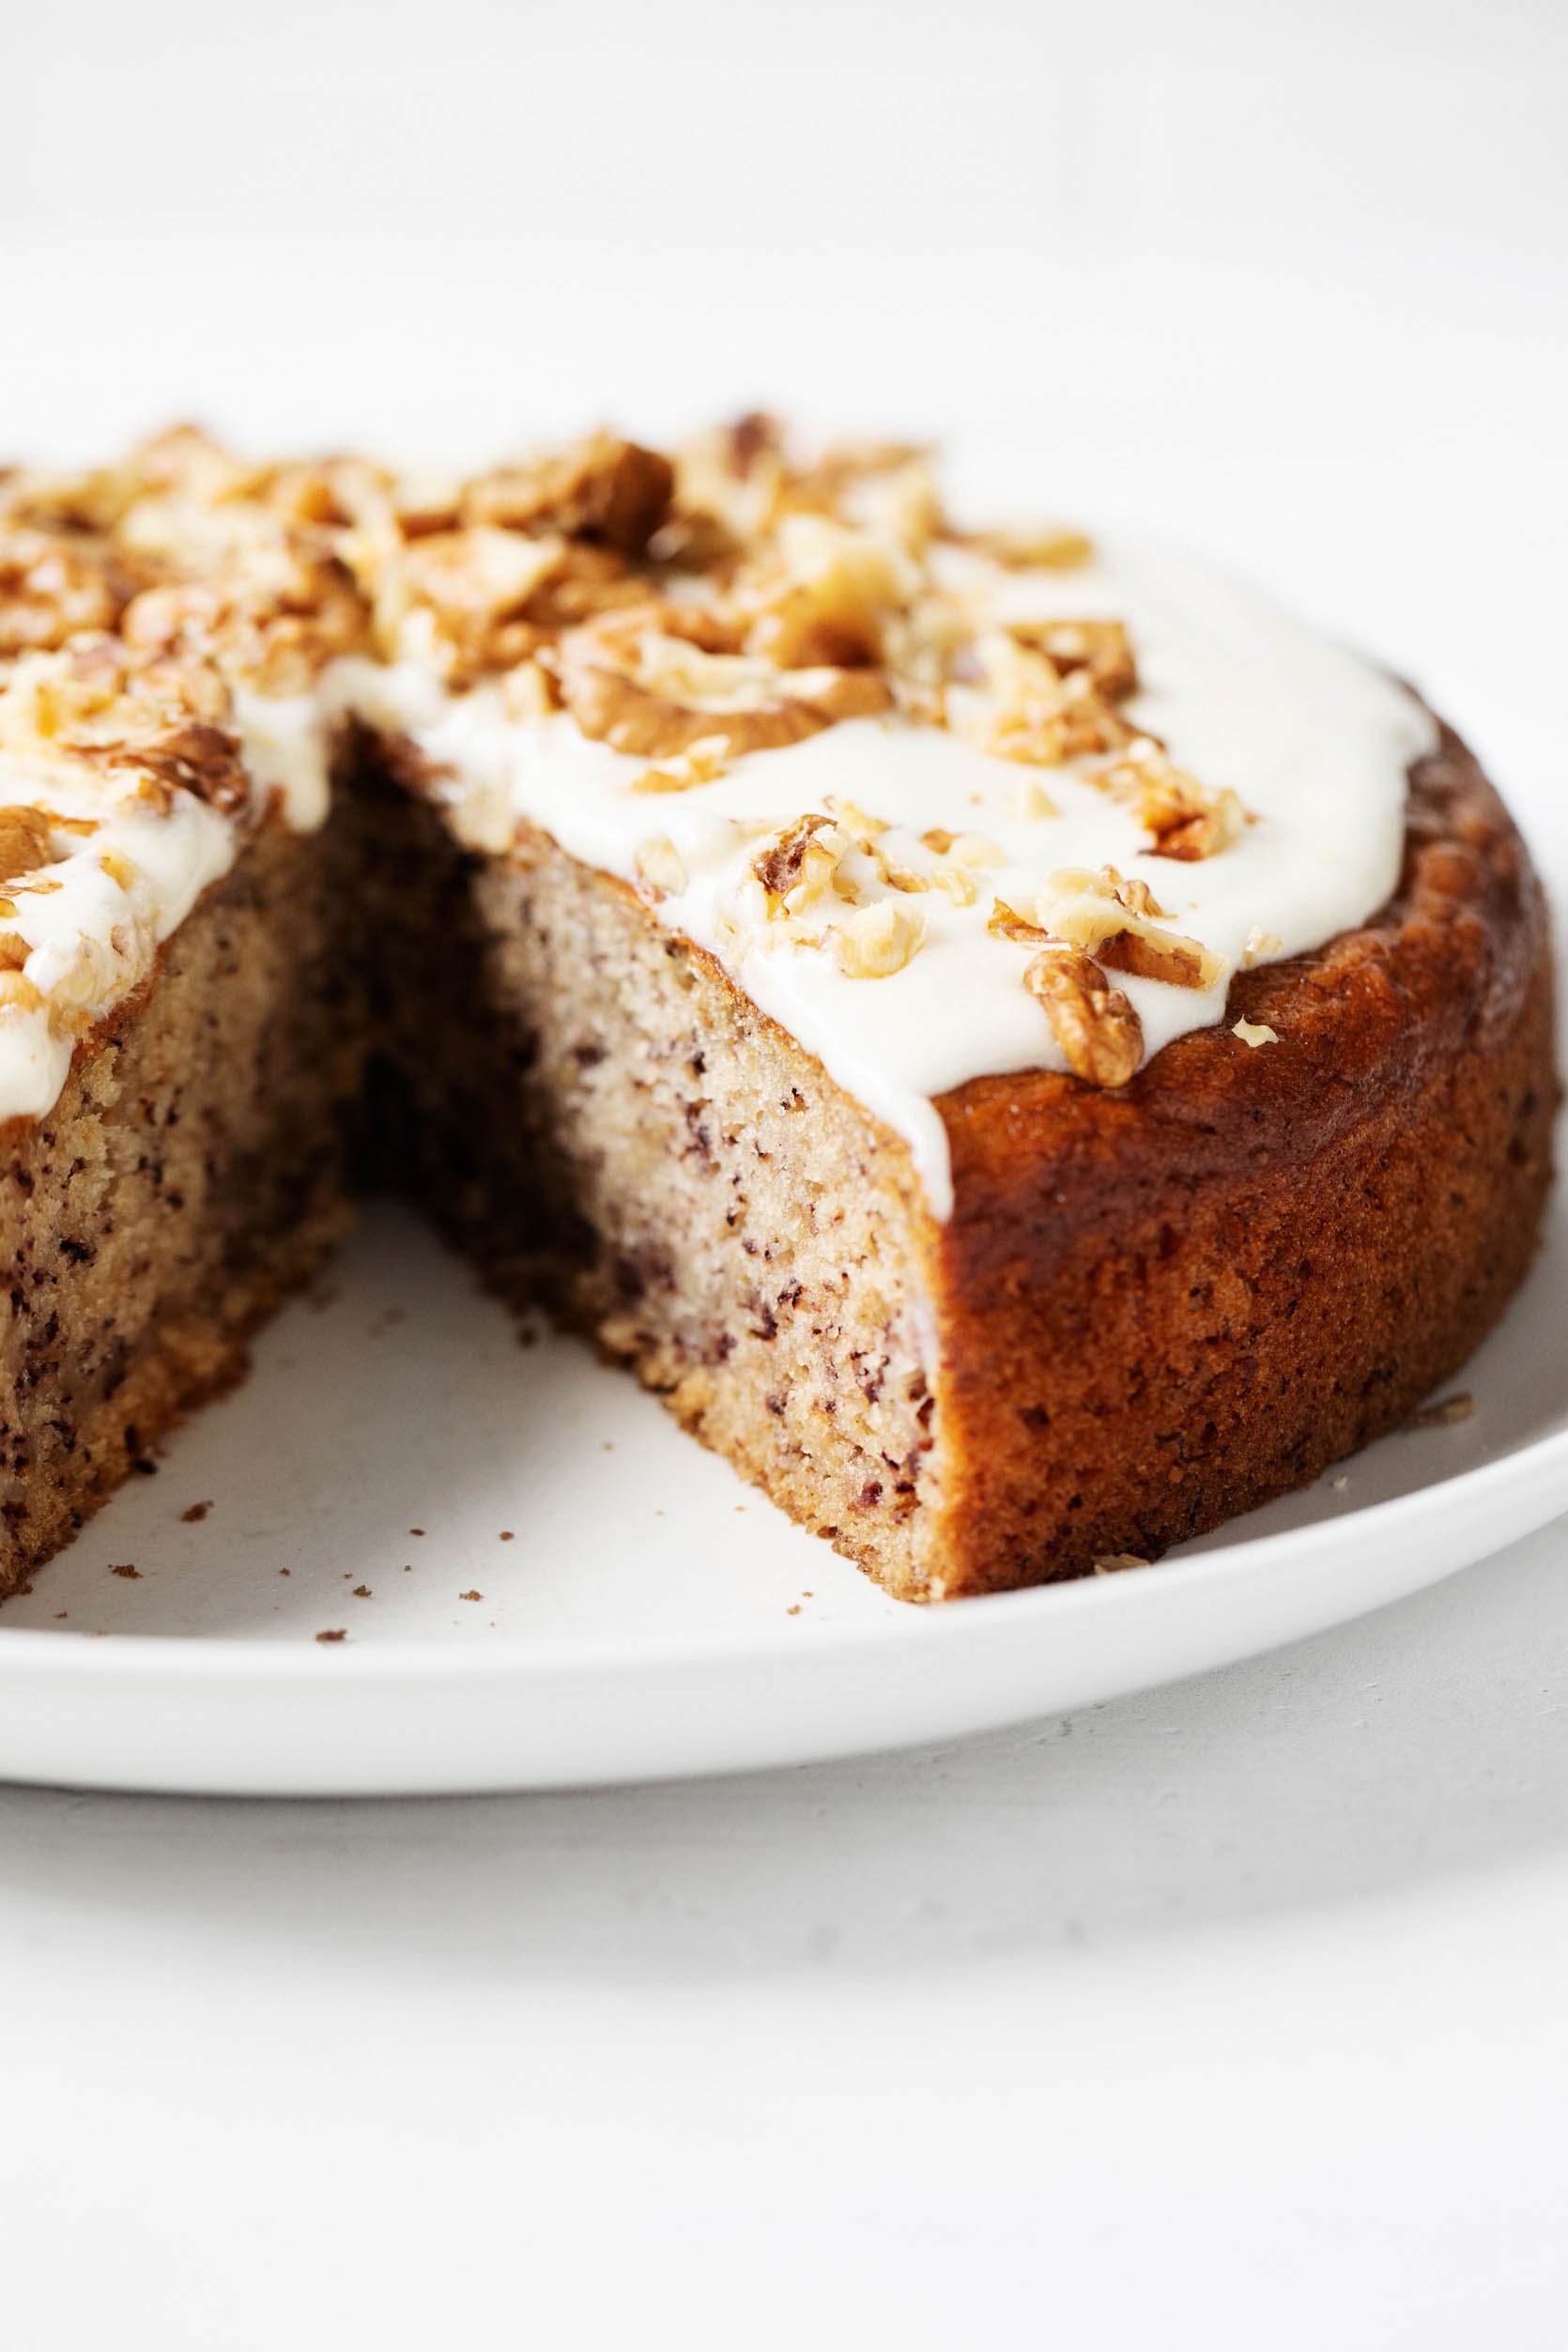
xmin=0 ymin=756 xmax=236 ymax=1119
xmin=0 ymin=535 xmax=1435 ymax=1213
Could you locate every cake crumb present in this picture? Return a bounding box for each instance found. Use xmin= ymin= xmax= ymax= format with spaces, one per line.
xmin=787 ymin=1604 xmax=802 ymax=1616
xmin=409 ymin=1528 xmax=425 ymax=1537
xmin=352 ymin=1584 xmax=372 ymax=1598
xmin=1410 ymin=1392 xmax=1475 ymax=1429
xmin=459 ymin=1589 xmax=483 ymax=1602
xmin=499 ymin=1530 xmax=515 ymax=1542
xmin=181 ymin=1500 xmax=213 ymax=1523
xmin=109 ymin=1562 xmax=141 ymax=1579
xmin=1330 ymin=1474 xmax=1349 ymax=1491
xmin=53 ymin=1610 xmax=67 ymax=1620
xmin=279 ymin=1567 xmax=291 ymax=1577
xmin=315 ymin=1628 xmax=347 ymax=1643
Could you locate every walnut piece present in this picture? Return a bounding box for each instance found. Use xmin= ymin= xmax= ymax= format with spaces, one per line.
xmin=0 ymin=530 xmax=122 ymax=657
xmin=1037 ymin=867 xmax=1223 ymax=991
xmin=987 ymin=896 xmax=1054 ymax=946
xmin=85 ymin=721 xmax=251 ymax=818
xmin=558 ymin=605 xmax=892 ymax=761
xmin=0 ymin=806 xmax=58 ymax=885
xmin=1092 ymin=742 xmax=1251 ymax=862
xmin=633 ymin=836 xmax=688 ymax=897
xmin=752 ymin=813 xmax=846 ymax=911
xmin=629 ymin=735 xmax=732 ymax=794
xmin=462 ymin=435 xmax=674 ymax=554
xmin=834 ymin=899 xmax=926 ymax=978
xmin=1007 ymin=618 xmax=1136 ymax=699
xmin=1023 ymin=947 xmax=1144 ymax=1087
xmin=954 ymin=629 xmax=1138 ymax=767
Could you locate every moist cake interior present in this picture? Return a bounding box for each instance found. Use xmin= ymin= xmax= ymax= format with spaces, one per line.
xmin=351 ymin=733 xmax=939 ymax=1596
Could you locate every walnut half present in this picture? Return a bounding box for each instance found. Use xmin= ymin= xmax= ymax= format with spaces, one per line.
xmin=1023 ymin=946 xmax=1144 ymax=1088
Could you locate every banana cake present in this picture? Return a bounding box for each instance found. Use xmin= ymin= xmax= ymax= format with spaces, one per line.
xmin=0 ymin=420 xmax=1553 ymax=1600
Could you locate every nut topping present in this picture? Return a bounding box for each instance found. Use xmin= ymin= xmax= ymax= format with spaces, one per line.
xmin=1091 ymin=741 xmax=1252 ymax=862
xmin=1023 ymin=948 xmax=1144 ymax=1087
xmin=0 ymin=806 xmax=58 ymax=885
xmin=1036 ymin=867 xmax=1222 ymax=991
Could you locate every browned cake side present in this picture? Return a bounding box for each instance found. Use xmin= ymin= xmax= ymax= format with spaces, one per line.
xmin=0 ymin=820 xmax=364 ymax=1593
xmin=927 ymin=723 xmax=1556 ymax=1592
xmin=354 ymin=717 xmax=1554 ymax=1602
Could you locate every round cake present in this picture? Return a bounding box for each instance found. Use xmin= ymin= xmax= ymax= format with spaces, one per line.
xmin=0 ymin=421 xmax=1554 ymax=1600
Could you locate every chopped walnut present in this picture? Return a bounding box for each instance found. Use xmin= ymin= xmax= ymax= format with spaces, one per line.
xmin=1046 ymin=863 xmax=1169 ymax=919
xmin=927 ymin=861 xmax=979 ymax=907
xmin=1007 ymin=618 xmax=1136 ymax=699
xmin=633 ymin=836 xmax=688 ymax=897
xmin=500 ymin=658 xmax=559 ymax=721
xmin=740 ymin=513 xmax=918 ymax=669
xmin=1092 ymin=741 xmax=1251 ymax=862
xmin=953 ymin=627 xmax=1137 ymax=766
xmin=1233 ymin=1018 xmax=1280 ymax=1048
xmin=834 ymin=899 xmax=926 ymax=978
xmin=0 ymin=530 xmax=122 ymax=657
xmin=869 ymin=844 xmax=930 ymax=895
xmin=1242 ymin=928 xmax=1283 ymax=968
xmin=86 ymin=722 xmax=251 ymax=819
xmin=1023 ymin=947 xmax=1144 ymax=1087
xmin=630 ymin=735 xmax=732 ymax=794
xmin=557 ymin=605 xmax=891 ymax=761
xmin=461 ymin=435 xmax=674 ymax=553
xmin=987 ymin=896 xmax=1055 ymax=946
xmin=751 ymin=813 xmax=848 ymax=912
xmin=402 ymin=528 xmax=567 ymax=632
xmin=1037 ymin=868 xmax=1222 ymax=991
xmin=822 ymin=797 xmax=888 ymax=838
xmin=0 ymin=806 xmax=59 ymax=885
xmin=1010 ymin=776 xmax=1061 ymax=822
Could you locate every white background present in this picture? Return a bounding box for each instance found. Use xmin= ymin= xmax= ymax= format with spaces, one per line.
xmin=3 ymin=1 xmax=1567 ymax=2343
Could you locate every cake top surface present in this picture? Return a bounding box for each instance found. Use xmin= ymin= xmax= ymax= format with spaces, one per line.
xmin=0 ymin=421 xmax=1433 ymax=1205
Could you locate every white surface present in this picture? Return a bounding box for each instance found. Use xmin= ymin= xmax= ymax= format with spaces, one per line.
xmin=3 ymin=0 xmax=1567 ymax=2343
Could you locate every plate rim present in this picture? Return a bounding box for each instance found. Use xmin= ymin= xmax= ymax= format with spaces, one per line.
xmin=2 ymin=1411 xmax=1562 ymax=1686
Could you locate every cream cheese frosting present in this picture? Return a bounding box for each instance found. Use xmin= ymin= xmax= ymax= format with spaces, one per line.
xmin=309 ymin=534 xmax=1432 ymax=1214
xmin=0 ymin=429 xmax=1435 ymax=1216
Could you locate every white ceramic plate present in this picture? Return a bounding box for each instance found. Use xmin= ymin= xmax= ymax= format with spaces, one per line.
xmin=0 ymin=715 xmax=1561 ymax=1796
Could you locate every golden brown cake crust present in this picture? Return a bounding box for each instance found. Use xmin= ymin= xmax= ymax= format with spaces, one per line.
xmin=926 ymin=721 xmax=1557 ymax=1593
